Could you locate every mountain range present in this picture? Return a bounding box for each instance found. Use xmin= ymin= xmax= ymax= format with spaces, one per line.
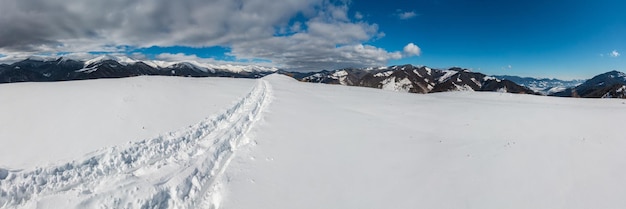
xmin=492 ymin=75 xmax=585 ymax=95
xmin=0 ymin=55 xmax=277 ymax=83
xmin=1 ymin=56 xmax=624 ymax=99
xmin=551 ymin=70 xmax=626 ymax=98
xmin=280 ymin=65 xmax=538 ymax=94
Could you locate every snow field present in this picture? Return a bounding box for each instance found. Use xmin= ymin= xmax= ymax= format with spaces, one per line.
xmin=0 ymin=76 xmax=257 ymax=168
xmin=2 ymin=74 xmax=626 ymax=209
xmin=221 ymin=74 xmax=626 ymax=209
xmin=0 ymin=79 xmax=271 ymax=208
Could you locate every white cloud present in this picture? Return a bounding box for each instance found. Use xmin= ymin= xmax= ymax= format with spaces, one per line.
xmin=610 ymin=50 xmax=620 ymax=57
xmin=508 ymin=65 xmax=512 ymax=69
xmin=403 ymin=43 xmax=421 ymax=56
xmin=226 ymin=3 xmax=414 ymax=71
xmin=0 ymin=0 xmax=321 ymax=53
xmin=0 ymin=53 xmax=30 ymax=64
xmin=396 ymin=11 xmax=418 ymax=20
xmin=355 ymin=12 xmax=363 ymax=20
xmin=155 ymin=53 xmax=216 ymax=63
xmin=0 ymin=0 xmax=415 ymax=71
xmin=154 ymin=53 xmax=273 ymax=67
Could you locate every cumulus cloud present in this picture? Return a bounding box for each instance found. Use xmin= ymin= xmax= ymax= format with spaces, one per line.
xmin=156 ymin=53 xmax=216 ymax=63
xmin=396 ymin=10 xmax=418 ymax=20
xmin=0 ymin=53 xmax=31 ymax=64
xmin=610 ymin=50 xmax=620 ymax=57
xmin=355 ymin=12 xmax=364 ymax=20
xmin=154 ymin=53 xmax=276 ymax=68
xmin=0 ymin=0 xmax=317 ymax=52
xmin=0 ymin=0 xmax=419 ymax=70
xmin=225 ymin=2 xmax=418 ymax=71
xmin=0 ymin=51 xmax=104 ymax=64
xmin=403 ymin=43 xmax=421 ymax=56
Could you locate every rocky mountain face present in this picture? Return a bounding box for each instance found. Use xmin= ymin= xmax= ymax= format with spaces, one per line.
xmin=551 ymin=70 xmax=626 ymax=98
xmin=281 ymin=65 xmax=538 ymax=94
xmin=0 ymin=56 xmax=276 ymax=84
xmin=493 ymin=75 xmax=585 ymax=95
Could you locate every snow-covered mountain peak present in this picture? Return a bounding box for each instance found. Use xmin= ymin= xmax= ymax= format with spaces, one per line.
xmin=483 ymin=76 xmax=501 ymax=82
xmin=84 ymin=55 xmax=138 ymax=67
xmin=209 ymin=64 xmax=278 ymax=73
xmin=25 ymin=55 xmax=58 ymax=62
xmin=438 ymin=70 xmax=459 ymax=82
xmin=607 ymin=70 xmax=626 ymax=80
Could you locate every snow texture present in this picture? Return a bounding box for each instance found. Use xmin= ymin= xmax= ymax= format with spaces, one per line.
xmin=330 ymin=70 xmax=349 ymax=85
xmin=438 ymin=70 xmax=458 ymax=82
xmin=222 ymin=74 xmax=626 ymax=209
xmin=374 ymin=71 xmax=393 ymax=77
xmin=381 ymin=77 xmax=413 ymax=92
xmin=0 ymin=79 xmax=272 ymax=208
xmin=0 ymin=76 xmax=257 ymax=169
xmin=2 ymin=74 xmax=626 ymax=209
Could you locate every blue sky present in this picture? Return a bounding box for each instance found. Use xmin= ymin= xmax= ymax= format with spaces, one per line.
xmin=352 ymin=0 xmax=626 ymax=79
xmin=0 ymin=0 xmax=624 ymax=79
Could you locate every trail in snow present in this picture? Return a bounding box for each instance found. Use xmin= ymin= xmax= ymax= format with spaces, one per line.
xmin=0 ymin=79 xmax=272 ymax=209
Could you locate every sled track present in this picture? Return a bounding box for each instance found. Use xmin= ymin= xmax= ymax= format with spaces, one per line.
xmin=0 ymin=79 xmax=272 ymax=208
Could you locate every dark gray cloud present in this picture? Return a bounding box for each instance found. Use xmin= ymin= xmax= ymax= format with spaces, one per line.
xmin=0 ymin=0 xmax=313 ymax=49
xmin=0 ymin=0 xmax=419 ymax=70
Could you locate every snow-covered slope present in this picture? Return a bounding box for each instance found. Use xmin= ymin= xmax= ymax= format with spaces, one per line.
xmin=553 ymin=70 xmax=626 ymax=98
xmin=83 ymin=55 xmax=139 ymax=67
xmin=223 ymin=74 xmax=626 ymax=209
xmin=291 ymin=65 xmax=537 ymax=94
xmin=2 ymin=74 xmax=626 ymax=209
xmin=0 ymin=76 xmax=257 ymax=168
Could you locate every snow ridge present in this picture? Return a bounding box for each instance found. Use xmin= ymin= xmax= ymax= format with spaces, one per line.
xmin=0 ymin=79 xmax=272 ymax=208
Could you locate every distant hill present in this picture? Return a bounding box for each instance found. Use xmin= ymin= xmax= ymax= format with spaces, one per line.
xmin=492 ymin=75 xmax=584 ymax=95
xmin=279 ymin=65 xmax=538 ymax=95
xmin=0 ymin=56 xmax=277 ymax=84
xmin=551 ymin=70 xmax=626 ymax=98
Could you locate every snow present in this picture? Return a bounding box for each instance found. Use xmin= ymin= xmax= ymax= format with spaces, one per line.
xmin=178 ymin=62 xmax=277 ymax=73
xmin=74 ymin=66 xmax=98 ymax=73
xmin=210 ymin=64 xmax=278 ymax=73
xmin=223 ymin=75 xmax=626 ymax=209
xmin=83 ymin=56 xmax=277 ymax=73
xmin=413 ymin=69 xmax=422 ymax=77
xmin=381 ymin=77 xmax=413 ymax=92
xmin=0 ymin=78 xmax=270 ymax=208
xmin=331 ymin=70 xmax=348 ymax=78
xmin=547 ymin=86 xmax=567 ymax=95
xmin=425 ymin=67 xmax=432 ymax=75
xmin=84 ymin=55 xmax=138 ymax=67
xmin=374 ymin=70 xmax=393 ymax=77
xmin=483 ymin=76 xmax=501 ymax=82
xmin=438 ymin=70 xmax=458 ymax=82
xmin=24 ymin=56 xmax=57 ymax=62
xmin=330 ymin=70 xmax=349 ymax=85
xmin=0 ymin=76 xmax=256 ymax=168
xmin=363 ymin=66 xmax=386 ymax=71
xmin=602 ymin=85 xmax=626 ymax=98
xmin=470 ymin=77 xmax=481 ymax=86
xmin=3 ymin=74 xmax=626 ymax=209
xmin=141 ymin=60 xmax=178 ymax=69
xmin=453 ymin=83 xmax=475 ymax=91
